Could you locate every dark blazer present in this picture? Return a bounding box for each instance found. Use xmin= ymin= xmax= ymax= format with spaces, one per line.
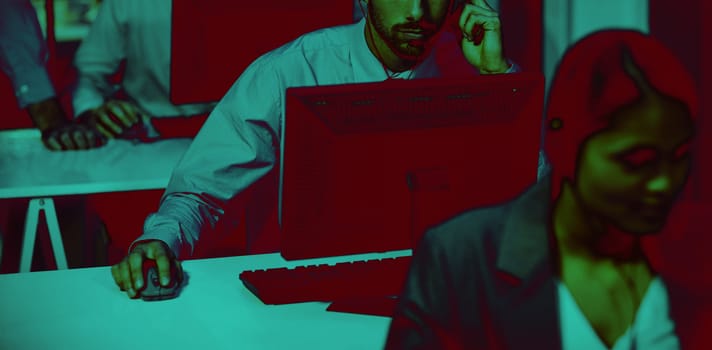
xmin=384 ymin=177 xmax=705 ymax=349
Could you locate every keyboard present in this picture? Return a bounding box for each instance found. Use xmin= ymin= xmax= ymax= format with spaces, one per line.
xmin=239 ymin=256 xmax=413 ymax=305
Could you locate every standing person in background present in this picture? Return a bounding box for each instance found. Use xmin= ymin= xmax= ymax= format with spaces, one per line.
xmin=0 ymin=0 xmax=104 ymax=150
xmin=0 ymin=0 xmax=109 ymax=273
xmin=71 ymin=0 xmax=216 ymax=140
xmin=69 ymin=0 xmax=217 ymax=266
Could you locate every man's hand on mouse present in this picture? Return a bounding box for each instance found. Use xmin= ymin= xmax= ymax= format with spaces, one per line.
xmin=111 ymin=240 xmax=183 ymax=299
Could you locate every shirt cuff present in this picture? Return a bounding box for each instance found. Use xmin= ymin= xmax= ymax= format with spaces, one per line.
xmin=13 ymin=66 xmax=56 ymax=108
xmin=129 ymin=213 xmax=183 ymax=258
xmin=505 ymin=59 xmax=521 ymax=74
xmin=72 ymin=86 xmax=107 ymax=117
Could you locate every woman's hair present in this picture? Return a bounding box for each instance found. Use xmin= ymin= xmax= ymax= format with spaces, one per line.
xmin=544 ymin=30 xmax=699 ymax=199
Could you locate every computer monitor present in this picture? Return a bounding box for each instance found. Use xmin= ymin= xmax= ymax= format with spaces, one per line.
xmin=170 ymin=0 xmax=353 ymax=104
xmin=280 ymin=73 xmax=545 ymax=260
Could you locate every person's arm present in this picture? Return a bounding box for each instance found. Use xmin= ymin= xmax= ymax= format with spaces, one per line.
xmin=0 ymin=0 xmax=58 ymax=116
xmin=72 ymin=0 xmax=125 ymax=116
xmin=72 ymin=0 xmax=147 ymax=140
xmin=0 ymin=0 xmax=105 ymax=150
xmin=137 ymin=65 xmax=281 ymax=256
xmin=385 ymin=229 xmax=466 ymax=350
xmin=112 ymin=57 xmax=282 ymax=298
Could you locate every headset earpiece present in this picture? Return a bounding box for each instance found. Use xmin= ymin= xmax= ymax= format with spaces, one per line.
xmin=450 ymin=0 xmax=460 ymax=14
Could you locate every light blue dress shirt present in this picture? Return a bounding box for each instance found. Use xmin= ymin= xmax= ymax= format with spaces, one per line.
xmin=72 ymin=0 xmax=215 ymax=118
xmin=557 ymin=277 xmax=680 ymax=350
xmin=134 ymin=18 xmax=527 ymax=257
xmin=0 ymin=0 xmax=56 ymax=108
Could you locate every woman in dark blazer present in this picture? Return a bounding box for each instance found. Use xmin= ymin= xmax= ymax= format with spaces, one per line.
xmin=384 ymin=30 xmax=706 ymax=349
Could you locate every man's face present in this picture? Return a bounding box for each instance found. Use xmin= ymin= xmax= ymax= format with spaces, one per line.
xmin=574 ymin=95 xmax=694 ymax=235
xmin=367 ymin=0 xmax=452 ymax=60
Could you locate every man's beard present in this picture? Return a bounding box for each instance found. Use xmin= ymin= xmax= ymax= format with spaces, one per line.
xmin=367 ymin=2 xmax=439 ymax=61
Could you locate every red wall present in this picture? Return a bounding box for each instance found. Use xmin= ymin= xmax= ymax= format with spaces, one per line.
xmin=650 ymin=0 xmax=711 ymax=200
xmin=500 ymin=0 xmax=542 ymax=73
xmin=649 ymin=1 xmax=712 ymax=347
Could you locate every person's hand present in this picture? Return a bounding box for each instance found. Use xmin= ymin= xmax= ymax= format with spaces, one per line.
xmin=25 ymin=97 xmax=105 ymax=150
xmin=41 ymin=121 xmax=106 ymax=151
xmin=110 ymin=240 xmax=183 ymax=299
xmin=458 ymin=0 xmax=510 ymax=74
xmin=78 ymin=99 xmax=142 ymax=140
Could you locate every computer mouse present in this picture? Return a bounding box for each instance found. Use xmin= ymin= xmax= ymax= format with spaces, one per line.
xmin=139 ymin=259 xmax=183 ymax=301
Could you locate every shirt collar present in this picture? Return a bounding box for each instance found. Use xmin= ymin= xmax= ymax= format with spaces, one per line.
xmin=495 ymin=175 xmax=695 ymax=336
xmin=350 ymin=18 xmax=389 ymax=82
xmin=496 ymin=176 xmax=554 ymax=281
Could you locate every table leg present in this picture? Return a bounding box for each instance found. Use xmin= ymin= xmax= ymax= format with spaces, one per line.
xmin=19 ymin=198 xmax=68 ymax=272
xmin=43 ymin=198 xmax=68 ymax=270
xmin=19 ymin=200 xmax=39 ymax=272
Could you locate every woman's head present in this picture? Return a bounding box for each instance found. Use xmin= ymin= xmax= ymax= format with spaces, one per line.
xmin=545 ymin=30 xmax=698 ymax=234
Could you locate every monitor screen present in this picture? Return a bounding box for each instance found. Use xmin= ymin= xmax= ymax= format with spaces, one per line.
xmin=280 ymin=73 xmax=545 ymax=260
xmin=170 ymin=0 xmax=354 ymax=105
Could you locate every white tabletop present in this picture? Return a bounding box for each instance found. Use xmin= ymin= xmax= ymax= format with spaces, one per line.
xmin=0 ymin=129 xmax=191 ymax=199
xmin=0 ymin=250 xmax=410 ymax=350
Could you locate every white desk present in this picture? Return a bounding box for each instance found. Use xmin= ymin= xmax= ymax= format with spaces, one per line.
xmin=0 ymin=251 xmax=409 ymax=350
xmin=0 ymin=129 xmax=191 ymax=272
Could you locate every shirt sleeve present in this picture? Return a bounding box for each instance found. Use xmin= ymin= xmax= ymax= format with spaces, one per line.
xmin=71 ymin=0 xmax=127 ymax=116
xmin=130 ymin=56 xmax=283 ymax=258
xmin=0 ymin=0 xmax=56 ymax=108
xmin=505 ymin=58 xmax=521 ymax=74
xmin=385 ymin=230 xmax=465 ymax=350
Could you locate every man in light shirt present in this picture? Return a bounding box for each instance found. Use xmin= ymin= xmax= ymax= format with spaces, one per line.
xmin=111 ymin=0 xmax=520 ymax=298
xmin=71 ymin=0 xmax=216 ymax=139
xmin=0 ymin=0 xmax=107 ymax=272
